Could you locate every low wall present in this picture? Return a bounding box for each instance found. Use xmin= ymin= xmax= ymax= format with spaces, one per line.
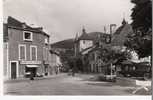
xmin=116 ymin=77 xmax=151 ymax=87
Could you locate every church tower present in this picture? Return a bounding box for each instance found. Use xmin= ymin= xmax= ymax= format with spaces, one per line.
xmin=78 ymin=27 xmax=93 ymax=52
xmin=74 ymin=27 xmax=93 ymax=56
xmin=122 ymin=18 xmax=127 ymax=26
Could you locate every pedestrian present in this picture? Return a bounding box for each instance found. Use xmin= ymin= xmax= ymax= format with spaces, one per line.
xmin=55 ymin=66 xmax=58 ymax=75
xmin=30 ymin=71 xmax=34 ymax=80
xmin=72 ymin=67 xmax=76 ymax=76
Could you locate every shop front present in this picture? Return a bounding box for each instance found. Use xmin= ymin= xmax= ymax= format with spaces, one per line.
xmin=20 ymin=60 xmax=42 ymax=78
xmin=43 ymin=61 xmax=50 ymax=76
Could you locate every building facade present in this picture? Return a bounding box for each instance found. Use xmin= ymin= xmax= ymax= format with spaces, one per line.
xmin=74 ymin=28 xmax=93 ymax=56
xmin=80 ymin=34 xmax=112 ymax=73
xmin=74 ymin=27 xmax=112 ymax=73
xmin=49 ymin=50 xmax=62 ymax=74
xmin=3 ymin=16 xmax=50 ymax=79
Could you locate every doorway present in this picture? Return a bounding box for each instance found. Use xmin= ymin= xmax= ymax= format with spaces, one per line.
xmin=10 ymin=61 xmax=18 ymax=79
xmin=44 ymin=64 xmax=49 ymax=76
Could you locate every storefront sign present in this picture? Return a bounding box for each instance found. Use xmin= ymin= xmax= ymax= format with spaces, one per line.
xmin=20 ymin=61 xmax=42 ymax=64
xmin=44 ymin=61 xmax=50 ymax=64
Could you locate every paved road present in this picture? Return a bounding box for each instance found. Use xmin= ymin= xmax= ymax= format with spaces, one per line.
xmin=4 ymin=73 xmax=134 ymax=95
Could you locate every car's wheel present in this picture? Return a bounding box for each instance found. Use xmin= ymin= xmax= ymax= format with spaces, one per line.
xmin=144 ymin=73 xmax=149 ymax=80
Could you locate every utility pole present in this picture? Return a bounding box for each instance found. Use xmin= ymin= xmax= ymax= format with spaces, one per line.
xmin=110 ymin=63 xmax=112 ymax=79
xmin=109 ymin=24 xmax=116 ymax=80
xmin=104 ymin=26 xmax=107 ymax=33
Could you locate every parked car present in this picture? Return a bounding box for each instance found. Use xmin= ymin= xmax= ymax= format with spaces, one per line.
xmin=24 ymin=72 xmax=43 ymax=78
xmin=36 ymin=73 xmax=43 ymax=77
xmin=24 ymin=72 xmax=31 ymax=78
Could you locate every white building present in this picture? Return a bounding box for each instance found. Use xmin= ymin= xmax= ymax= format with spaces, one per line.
xmin=74 ymin=28 xmax=93 ymax=56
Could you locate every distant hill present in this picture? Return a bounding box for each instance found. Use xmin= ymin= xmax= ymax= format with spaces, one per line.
xmin=51 ymin=39 xmax=74 ymax=49
xmin=51 ymin=32 xmax=107 ymax=49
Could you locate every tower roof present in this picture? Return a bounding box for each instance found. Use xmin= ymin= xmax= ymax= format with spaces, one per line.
xmin=78 ymin=27 xmax=93 ymax=40
xmin=78 ymin=33 xmax=93 ymax=40
xmin=122 ymin=18 xmax=127 ymax=25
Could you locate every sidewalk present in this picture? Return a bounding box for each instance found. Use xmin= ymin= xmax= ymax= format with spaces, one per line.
xmin=4 ymin=73 xmax=65 ymax=83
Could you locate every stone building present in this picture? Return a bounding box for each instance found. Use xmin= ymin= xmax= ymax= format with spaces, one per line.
xmin=49 ymin=50 xmax=62 ymax=74
xmin=74 ymin=27 xmax=111 ymax=73
xmin=74 ymin=28 xmax=93 ymax=56
xmin=3 ymin=16 xmax=50 ymax=79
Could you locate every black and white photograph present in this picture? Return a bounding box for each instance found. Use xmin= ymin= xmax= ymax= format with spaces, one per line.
xmin=1 ymin=0 xmax=152 ymax=98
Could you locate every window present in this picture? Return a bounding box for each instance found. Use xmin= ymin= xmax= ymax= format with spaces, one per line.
xmin=19 ymin=44 xmax=26 ymax=60
xmin=46 ymin=48 xmax=48 ymax=60
xmin=43 ymin=47 xmax=46 ymax=60
xmin=45 ymin=38 xmax=49 ymax=44
xmin=30 ymin=45 xmax=37 ymax=60
xmin=83 ymin=40 xmax=85 ymax=44
xmin=43 ymin=47 xmax=49 ymax=60
xmin=23 ymin=31 xmax=33 ymax=41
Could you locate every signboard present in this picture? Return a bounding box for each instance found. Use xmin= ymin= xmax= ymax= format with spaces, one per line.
xmin=20 ymin=61 xmax=42 ymax=64
xmin=44 ymin=61 xmax=50 ymax=64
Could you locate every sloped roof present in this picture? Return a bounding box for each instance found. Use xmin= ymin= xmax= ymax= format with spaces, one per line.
xmin=81 ymin=42 xmax=111 ymax=55
xmin=49 ymin=49 xmax=60 ymax=56
xmin=78 ymin=33 xmax=93 ymax=40
xmin=88 ymin=32 xmax=107 ymax=38
xmin=7 ymin=16 xmax=50 ymax=37
xmin=51 ymin=32 xmax=110 ymax=50
xmin=111 ymin=24 xmax=133 ymax=46
xmin=89 ymin=32 xmax=111 ymax=44
xmin=81 ymin=46 xmax=95 ymax=55
xmin=76 ymin=32 xmax=110 ymax=45
xmin=113 ymin=25 xmax=125 ymax=35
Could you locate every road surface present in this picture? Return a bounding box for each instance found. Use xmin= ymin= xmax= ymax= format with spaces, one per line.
xmin=4 ymin=73 xmax=134 ymax=95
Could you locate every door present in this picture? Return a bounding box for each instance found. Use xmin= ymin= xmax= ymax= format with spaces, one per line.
xmin=44 ymin=65 xmax=48 ymax=76
xmin=11 ymin=62 xmax=17 ymax=79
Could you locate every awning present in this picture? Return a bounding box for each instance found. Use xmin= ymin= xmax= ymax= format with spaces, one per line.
xmin=26 ymin=65 xmax=39 ymax=68
xmin=136 ymin=62 xmax=151 ymax=66
xmin=121 ymin=60 xmax=134 ymax=65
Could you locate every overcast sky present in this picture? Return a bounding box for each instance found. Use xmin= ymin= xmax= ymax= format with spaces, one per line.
xmin=3 ymin=0 xmax=134 ymax=43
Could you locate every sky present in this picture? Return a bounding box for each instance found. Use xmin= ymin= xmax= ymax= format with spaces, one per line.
xmin=3 ymin=0 xmax=134 ymax=43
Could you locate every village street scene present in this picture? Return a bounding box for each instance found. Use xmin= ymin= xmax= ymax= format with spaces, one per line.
xmin=3 ymin=0 xmax=152 ymax=95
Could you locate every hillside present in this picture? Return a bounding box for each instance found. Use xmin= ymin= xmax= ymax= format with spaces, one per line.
xmin=51 ymin=32 xmax=107 ymax=49
xmin=51 ymin=39 xmax=74 ymax=49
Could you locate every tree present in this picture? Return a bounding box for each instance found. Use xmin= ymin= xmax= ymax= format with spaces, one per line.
xmin=131 ymin=0 xmax=152 ymax=33
xmin=124 ymin=0 xmax=152 ymax=58
xmin=125 ymin=30 xmax=152 ymax=58
xmin=101 ymin=47 xmax=132 ymax=65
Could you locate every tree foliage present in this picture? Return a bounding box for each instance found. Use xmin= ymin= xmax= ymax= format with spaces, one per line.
xmin=124 ymin=0 xmax=152 ymax=58
xmin=101 ymin=48 xmax=132 ymax=65
xmin=131 ymin=0 xmax=152 ymax=33
xmin=124 ymin=30 xmax=152 ymax=58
